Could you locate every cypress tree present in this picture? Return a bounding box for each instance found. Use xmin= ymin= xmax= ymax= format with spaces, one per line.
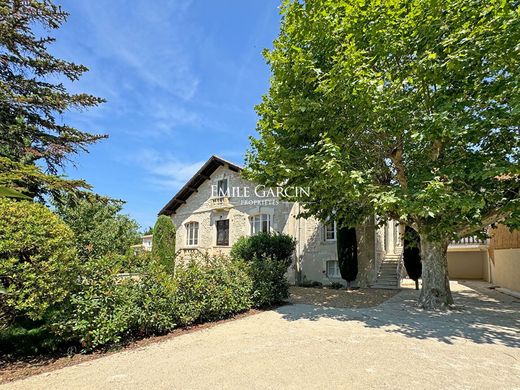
xmin=403 ymin=226 xmax=422 ymax=290
xmin=337 ymin=226 xmax=358 ymax=289
xmin=152 ymin=215 xmax=176 ymax=274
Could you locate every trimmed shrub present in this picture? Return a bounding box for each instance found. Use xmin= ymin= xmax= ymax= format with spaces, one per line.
xmin=0 ymin=199 xmax=78 ymax=322
xmin=58 ymin=254 xmax=253 ymax=351
xmin=231 ymin=233 xmax=295 ymax=307
xmin=230 ymin=232 xmax=296 ymax=266
xmin=248 ymin=259 xmax=289 ymax=307
xmin=174 ymin=257 xmax=252 ymax=325
xmin=337 ymin=226 xmax=358 ymax=286
xmin=59 ymin=254 xmax=177 ymax=350
xmin=152 ymin=215 xmax=176 ymax=273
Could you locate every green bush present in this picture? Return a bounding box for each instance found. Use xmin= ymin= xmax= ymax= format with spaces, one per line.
xmin=0 ymin=323 xmax=65 ymax=356
xmin=248 ymin=259 xmax=289 ymax=307
xmin=230 ymin=232 xmax=296 ymax=266
xmin=59 ymin=254 xmax=177 ymax=350
xmin=231 ymin=233 xmax=295 ymax=307
xmin=59 ymin=255 xmax=253 ymax=351
xmin=0 ymin=199 xmax=78 ymax=322
xmin=53 ymin=196 xmax=141 ymax=262
xmin=174 ymin=257 xmax=252 ymax=325
xmin=152 ymin=215 xmax=176 ymax=273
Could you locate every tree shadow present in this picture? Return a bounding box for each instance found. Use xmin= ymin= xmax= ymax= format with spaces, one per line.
xmin=277 ymin=281 xmax=520 ymax=348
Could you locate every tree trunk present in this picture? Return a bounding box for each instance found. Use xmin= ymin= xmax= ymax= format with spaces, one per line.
xmin=418 ymin=235 xmax=453 ymax=310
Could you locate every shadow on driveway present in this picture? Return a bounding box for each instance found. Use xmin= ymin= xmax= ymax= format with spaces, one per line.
xmin=277 ymin=281 xmax=520 ymax=348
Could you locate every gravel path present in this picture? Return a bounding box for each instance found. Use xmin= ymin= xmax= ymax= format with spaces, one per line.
xmin=288 ymin=286 xmax=399 ymax=308
xmin=3 ymin=281 xmax=519 ymax=390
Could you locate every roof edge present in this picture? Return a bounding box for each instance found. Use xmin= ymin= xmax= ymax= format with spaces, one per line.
xmin=158 ymin=155 xmax=242 ymax=216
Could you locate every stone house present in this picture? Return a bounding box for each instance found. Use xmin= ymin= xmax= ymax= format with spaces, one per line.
xmin=156 ymin=155 xmax=519 ymax=292
xmin=158 ymin=155 xmax=403 ymax=288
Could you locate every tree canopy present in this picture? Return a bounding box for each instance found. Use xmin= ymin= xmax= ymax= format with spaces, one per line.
xmin=54 ymin=195 xmax=141 ymax=262
xmin=246 ymin=0 xmax=519 ymax=309
xmin=0 ymin=0 xmax=105 ymax=199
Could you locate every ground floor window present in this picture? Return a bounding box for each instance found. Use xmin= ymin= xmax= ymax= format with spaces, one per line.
xmin=250 ymin=214 xmax=271 ymax=235
xmin=186 ymin=221 xmax=199 ymax=246
xmin=216 ymin=219 xmax=229 ymax=246
xmin=326 ymin=260 xmax=341 ymax=278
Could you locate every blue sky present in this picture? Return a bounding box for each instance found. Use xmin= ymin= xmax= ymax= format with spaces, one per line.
xmin=52 ymin=1 xmax=282 ymax=230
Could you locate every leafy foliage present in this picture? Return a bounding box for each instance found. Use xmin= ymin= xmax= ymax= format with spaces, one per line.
xmin=0 ymin=0 xmax=106 ymax=174
xmin=337 ymin=227 xmax=358 ymax=283
xmin=174 ymin=257 xmax=252 ymax=325
xmin=152 ymin=215 xmax=176 ymax=273
xmin=0 ymin=157 xmax=93 ymax=202
xmin=0 ymin=323 xmax=65 ymax=356
xmin=0 ymin=1 xmax=106 ymax=202
xmin=56 ymin=254 xmax=177 ymax=350
xmin=231 ymin=233 xmax=295 ymax=306
xmin=0 ymin=198 xmax=78 ymax=322
xmin=246 ymin=0 xmax=519 ymax=308
xmin=54 ymin=195 xmax=141 ymax=262
xmin=247 ymin=259 xmax=290 ymax=307
xmin=57 ymin=255 xmax=253 ymax=351
xmin=230 ymin=232 xmax=296 ymax=266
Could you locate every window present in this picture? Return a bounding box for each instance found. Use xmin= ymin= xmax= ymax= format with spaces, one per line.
xmin=186 ymin=222 xmax=199 ymax=246
xmin=216 ymin=178 xmax=228 ymax=197
xmin=326 ymin=260 xmax=341 ymax=278
xmin=250 ymin=214 xmax=271 ymax=235
xmin=216 ymin=219 xmax=229 ymax=246
xmin=324 ymin=220 xmax=336 ymax=241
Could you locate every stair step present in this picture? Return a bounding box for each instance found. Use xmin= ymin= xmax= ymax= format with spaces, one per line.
xmin=371 ymin=284 xmax=399 ymax=289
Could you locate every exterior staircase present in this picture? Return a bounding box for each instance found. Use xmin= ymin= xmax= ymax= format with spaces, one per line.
xmin=371 ymin=250 xmax=403 ymax=289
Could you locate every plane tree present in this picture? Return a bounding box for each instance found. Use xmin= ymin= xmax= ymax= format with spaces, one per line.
xmin=246 ymin=0 xmax=519 ymax=309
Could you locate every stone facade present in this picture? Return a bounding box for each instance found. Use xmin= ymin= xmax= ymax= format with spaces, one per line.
xmin=166 ymin=160 xmax=399 ymax=288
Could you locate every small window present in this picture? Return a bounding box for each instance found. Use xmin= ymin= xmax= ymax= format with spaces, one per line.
xmin=250 ymin=214 xmax=271 ymax=235
xmin=216 ymin=178 xmax=228 ymax=197
xmin=216 ymin=219 xmax=229 ymax=246
xmin=326 ymin=260 xmax=341 ymax=278
xmin=186 ymin=222 xmax=199 ymax=246
xmin=324 ymin=220 xmax=336 ymax=241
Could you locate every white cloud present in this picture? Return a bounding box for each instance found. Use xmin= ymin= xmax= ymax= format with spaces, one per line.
xmin=77 ymin=0 xmax=199 ymax=101
xmin=136 ymin=149 xmax=205 ymax=191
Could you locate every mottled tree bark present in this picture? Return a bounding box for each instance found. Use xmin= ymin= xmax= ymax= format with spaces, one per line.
xmin=418 ymin=236 xmax=453 ymax=310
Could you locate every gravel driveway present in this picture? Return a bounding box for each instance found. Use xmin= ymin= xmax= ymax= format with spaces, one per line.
xmin=3 ymin=281 xmax=520 ymax=390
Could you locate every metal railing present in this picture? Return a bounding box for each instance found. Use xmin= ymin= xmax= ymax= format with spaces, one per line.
xmin=396 ymin=251 xmax=404 ymax=288
xmin=450 ymin=235 xmax=487 ymax=246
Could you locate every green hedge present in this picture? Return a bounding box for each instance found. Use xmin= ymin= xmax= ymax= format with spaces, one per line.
xmin=1 ymin=200 xmax=293 ymax=354
xmin=51 ymin=255 xmax=258 ymax=351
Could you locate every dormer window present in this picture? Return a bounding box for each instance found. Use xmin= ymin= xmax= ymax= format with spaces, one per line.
xmin=216 ymin=178 xmax=228 ymax=197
